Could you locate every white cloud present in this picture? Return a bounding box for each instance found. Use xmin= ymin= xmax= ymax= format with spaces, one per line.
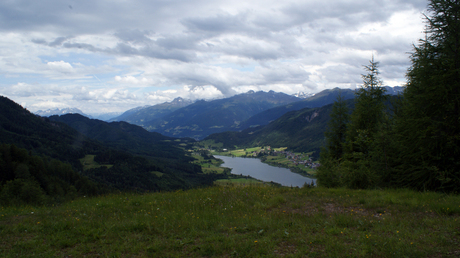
xmin=47 ymin=61 xmax=73 ymax=73
xmin=0 ymin=0 xmax=427 ymax=113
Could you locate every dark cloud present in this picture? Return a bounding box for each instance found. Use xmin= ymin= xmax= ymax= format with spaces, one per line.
xmin=182 ymin=12 xmax=249 ymax=33
xmin=63 ymin=42 xmax=99 ymax=52
xmin=49 ymin=36 xmax=71 ymax=47
xmin=114 ymin=29 xmax=154 ymax=44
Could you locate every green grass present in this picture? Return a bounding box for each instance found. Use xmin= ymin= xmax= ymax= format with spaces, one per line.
xmin=151 ymin=171 xmax=164 ymax=177
xmin=79 ymin=155 xmax=113 ymax=170
xmin=191 ymin=154 xmax=227 ymax=174
xmin=1 ymin=186 xmax=459 ymax=257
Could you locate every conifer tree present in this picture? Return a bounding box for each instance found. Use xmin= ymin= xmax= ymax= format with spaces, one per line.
xmin=324 ymin=91 xmax=349 ymax=161
xmin=345 ymin=56 xmax=387 ymax=155
xmin=317 ymin=92 xmax=349 ymax=187
xmin=339 ymin=57 xmax=388 ymax=189
xmin=393 ymin=0 xmax=460 ymax=192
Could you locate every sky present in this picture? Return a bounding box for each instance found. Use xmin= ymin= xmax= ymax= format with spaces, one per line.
xmin=0 ymin=0 xmax=428 ymax=114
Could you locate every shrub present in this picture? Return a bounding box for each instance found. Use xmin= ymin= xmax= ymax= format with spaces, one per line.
xmin=0 ymin=178 xmax=47 ymax=205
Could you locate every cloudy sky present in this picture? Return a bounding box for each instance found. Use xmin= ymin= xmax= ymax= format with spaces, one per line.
xmin=0 ymin=0 xmax=427 ymax=114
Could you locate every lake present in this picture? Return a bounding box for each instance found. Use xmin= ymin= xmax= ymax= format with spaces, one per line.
xmin=215 ymin=155 xmax=316 ymax=187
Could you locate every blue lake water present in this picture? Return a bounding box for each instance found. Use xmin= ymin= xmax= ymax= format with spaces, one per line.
xmin=215 ymin=155 xmax=316 ymax=187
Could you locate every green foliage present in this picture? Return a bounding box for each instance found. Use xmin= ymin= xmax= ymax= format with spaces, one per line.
xmin=0 ymin=178 xmax=47 ymax=205
xmin=345 ymin=57 xmax=387 ymax=156
xmin=318 ymin=0 xmax=460 ymax=193
xmin=392 ymin=0 xmax=460 ymax=192
xmin=315 ymin=157 xmax=341 ymax=188
xmin=340 ymin=157 xmax=379 ymax=189
xmin=323 ymin=91 xmax=349 ymax=160
xmin=318 ymin=58 xmax=388 ymax=189
xmin=0 ymin=144 xmax=103 ymax=205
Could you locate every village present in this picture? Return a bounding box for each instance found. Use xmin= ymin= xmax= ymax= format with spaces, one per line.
xmin=220 ymin=146 xmax=321 ymax=170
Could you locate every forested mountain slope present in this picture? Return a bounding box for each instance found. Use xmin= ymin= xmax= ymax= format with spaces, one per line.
xmin=0 ymin=96 xmax=220 ymax=205
xmin=204 ymin=100 xmax=355 ymax=158
xmin=49 ymin=114 xmax=192 ymax=161
xmin=236 ymin=88 xmax=356 ymax=129
xmin=143 ymin=90 xmax=300 ymax=139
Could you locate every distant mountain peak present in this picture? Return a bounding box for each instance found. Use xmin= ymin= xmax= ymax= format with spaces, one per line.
xmin=35 ymin=107 xmax=87 ymax=117
xmin=170 ymin=97 xmax=191 ymax=105
xmin=293 ymin=91 xmax=315 ymax=99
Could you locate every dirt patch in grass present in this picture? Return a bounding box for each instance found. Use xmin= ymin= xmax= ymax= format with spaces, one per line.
xmin=0 ymin=215 xmax=28 ymax=225
xmin=273 ymin=241 xmax=298 ymax=257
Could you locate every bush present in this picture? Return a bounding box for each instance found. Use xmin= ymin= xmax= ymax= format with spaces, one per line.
xmin=0 ymin=179 xmax=47 ymax=205
xmin=340 ymin=155 xmax=379 ymax=189
xmin=316 ymin=158 xmax=342 ymax=188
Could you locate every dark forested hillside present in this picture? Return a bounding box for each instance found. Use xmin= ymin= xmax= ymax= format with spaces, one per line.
xmin=236 ymin=88 xmax=356 ymax=129
xmin=204 ymin=100 xmax=355 ymax=158
xmin=142 ymin=90 xmax=300 ymax=139
xmin=0 ymin=96 xmax=221 ymax=205
xmin=0 ymin=96 xmax=102 ymax=170
xmin=48 ymin=113 xmax=222 ymax=191
xmin=49 ymin=114 xmax=193 ymax=161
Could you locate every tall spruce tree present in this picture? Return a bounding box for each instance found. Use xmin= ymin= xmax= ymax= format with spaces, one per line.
xmin=340 ymin=57 xmax=388 ymax=189
xmin=345 ymin=56 xmax=387 ymax=155
xmin=393 ymin=0 xmax=460 ymax=192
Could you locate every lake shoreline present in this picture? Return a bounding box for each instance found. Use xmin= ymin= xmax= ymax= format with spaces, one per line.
xmin=214 ymin=153 xmax=317 ymax=181
xmin=214 ymin=155 xmax=316 ymax=187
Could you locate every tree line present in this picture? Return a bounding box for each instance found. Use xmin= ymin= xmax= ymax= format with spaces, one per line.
xmin=317 ymin=0 xmax=460 ymax=193
xmin=0 ymin=144 xmax=104 ymax=206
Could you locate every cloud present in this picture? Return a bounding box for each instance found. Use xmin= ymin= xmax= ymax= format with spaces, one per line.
xmin=47 ymin=61 xmax=73 ymax=73
xmin=0 ymin=0 xmax=427 ymax=113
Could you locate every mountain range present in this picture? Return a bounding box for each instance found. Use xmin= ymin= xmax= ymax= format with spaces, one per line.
xmin=35 ymin=107 xmax=88 ymax=117
xmin=140 ymin=90 xmax=301 ymax=139
xmin=107 ymin=86 xmax=402 ymax=140
xmin=109 ymin=97 xmax=193 ymax=125
xmin=34 ymin=87 xmax=403 ymax=140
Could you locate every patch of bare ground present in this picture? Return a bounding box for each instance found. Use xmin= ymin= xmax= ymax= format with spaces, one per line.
xmin=0 ymin=215 xmax=28 ymax=225
xmin=273 ymin=241 xmax=298 ymax=257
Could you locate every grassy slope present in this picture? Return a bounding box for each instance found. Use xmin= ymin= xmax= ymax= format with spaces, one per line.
xmin=1 ymin=186 xmax=459 ymax=257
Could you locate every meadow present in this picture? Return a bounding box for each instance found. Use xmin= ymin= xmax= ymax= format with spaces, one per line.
xmin=1 ymin=185 xmax=459 ymax=257
xmin=80 ymin=155 xmax=113 ymax=170
xmin=191 ymin=154 xmax=227 ymax=174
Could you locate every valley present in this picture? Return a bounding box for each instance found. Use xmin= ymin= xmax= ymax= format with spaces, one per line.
xmin=197 ymin=145 xmax=318 ymax=177
xmin=2 ymin=0 xmax=460 ymax=256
